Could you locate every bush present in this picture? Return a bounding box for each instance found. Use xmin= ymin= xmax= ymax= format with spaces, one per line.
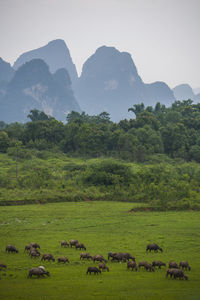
xmin=82 ymin=159 xmax=133 ymax=186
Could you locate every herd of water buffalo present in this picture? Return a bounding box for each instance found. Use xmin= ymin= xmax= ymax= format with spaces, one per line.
xmin=0 ymin=241 xmax=190 ymax=280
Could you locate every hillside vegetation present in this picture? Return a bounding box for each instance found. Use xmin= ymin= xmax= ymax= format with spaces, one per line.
xmin=0 ymin=152 xmax=200 ymax=209
xmin=1 ymin=100 xmax=200 ymax=209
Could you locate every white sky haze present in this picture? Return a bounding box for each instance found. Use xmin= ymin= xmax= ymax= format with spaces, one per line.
xmin=0 ymin=0 xmax=200 ymax=88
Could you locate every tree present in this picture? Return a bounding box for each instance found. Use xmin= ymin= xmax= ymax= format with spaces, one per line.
xmin=0 ymin=131 xmax=10 ymax=152
xmin=128 ymin=103 xmax=145 ymax=117
xmin=27 ymin=109 xmax=53 ymax=122
xmin=0 ymin=121 xmax=6 ymax=130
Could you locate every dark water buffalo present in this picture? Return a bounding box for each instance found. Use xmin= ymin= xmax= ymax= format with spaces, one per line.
xmin=30 ymin=249 xmax=40 ymax=258
xmin=168 ymin=261 xmax=179 ymax=269
xmin=144 ymin=263 xmax=155 ymax=272
xmin=108 ymin=252 xmax=135 ymax=262
xmin=0 ymin=263 xmax=7 ymax=270
xmin=6 ymin=245 xmax=18 ymax=253
xmin=92 ymin=255 xmax=107 ymax=263
xmin=166 ymin=268 xmax=188 ymax=280
xmin=112 ymin=253 xmax=126 ymax=262
xmin=146 ymin=243 xmax=163 ymax=252
xmin=30 ymin=243 xmax=40 ymax=249
xmin=29 ymin=247 xmax=40 ymax=255
xmin=80 ymin=253 xmax=92 ymax=260
xmin=127 ymin=261 xmax=138 ymax=271
xmin=166 ymin=268 xmax=174 ymax=278
xmin=24 ymin=245 xmax=32 ymax=252
xmin=138 ymin=261 xmax=148 ymax=268
xmin=41 ymin=254 xmax=55 ymax=262
xmin=122 ymin=253 xmax=135 ymax=261
xmin=75 ymin=242 xmax=86 ymax=250
xmin=86 ymin=267 xmax=101 ymax=275
xmin=98 ymin=263 xmax=109 ymax=272
xmin=172 ymin=269 xmax=188 ymax=280
xmin=58 ymin=256 xmax=70 ymax=263
xmin=179 ymin=261 xmax=191 ymax=271
xmin=61 ymin=240 xmax=69 ymax=248
xmin=108 ymin=252 xmax=118 ymax=260
xmin=70 ymin=240 xmax=78 ymax=247
xmin=28 ymin=267 xmax=50 ymax=278
xmin=138 ymin=261 xmax=155 ymax=271
xmin=152 ymin=261 xmax=166 ymax=269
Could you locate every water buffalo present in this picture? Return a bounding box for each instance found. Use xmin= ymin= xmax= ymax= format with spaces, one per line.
xmin=28 ymin=267 xmax=50 ymax=278
xmin=61 ymin=240 xmax=69 ymax=248
xmin=0 ymin=263 xmax=7 ymax=270
xmin=152 ymin=261 xmax=166 ymax=269
xmin=6 ymin=245 xmax=18 ymax=253
xmin=41 ymin=254 xmax=55 ymax=262
xmin=172 ymin=269 xmax=188 ymax=280
xmin=30 ymin=243 xmax=40 ymax=249
xmin=98 ymin=263 xmax=109 ymax=272
xmin=120 ymin=253 xmax=135 ymax=262
xmin=138 ymin=261 xmax=155 ymax=271
xmin=138 ymin=261 xmax=148 ymax=268
xmin=70 ymin=240 xmax=78 ymax=248
xmin=112 ymin=253 xmax=126 ymax=262
xmin=179 ymin=261 xmax=191 ymax=271
xmin=108 ymin=252 xmax=117 ymax=260
xmin=30 ymin=249 xmax=40 ymax=258
xmin=144 ymin=263 xmax=154 ymax=272
xmin=166 ymin=268 xmax=188 ymax=280
xmin=146 ymin=243 xmax=163 ymax=252
xmin=127 ymin=261 xmax=138 ymax=271
xmin=75 ymin=242 xmax=86 ymax=250
xmin=168 ymin=261 xmax=179 ymax=269
xmin=58 ymin=256 xmax=70 ymax=263
xmin=166 ymin=268 xmax=174 ymax=278
xmin=24 ymin=244 xmax=32 ymax=252
xmin=29 ymin=247 xmax=40 ymax=255
xmin=108 ymin=252 xmax=135 ymax=262
xmin=80 ymin=253 xmax=92 ymax=260
xmin=86 ymin=267 xmax=101 ymax=275
xmin=92 ymin=255 xmax=107 ymax=263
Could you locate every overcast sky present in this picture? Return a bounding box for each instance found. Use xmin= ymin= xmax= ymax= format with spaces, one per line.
xmin=1 ymin=0 xmax=200 ymax=88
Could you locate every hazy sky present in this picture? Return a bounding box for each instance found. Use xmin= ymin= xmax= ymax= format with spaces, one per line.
xmin=1 ymin=0 xmax=200 ymax=88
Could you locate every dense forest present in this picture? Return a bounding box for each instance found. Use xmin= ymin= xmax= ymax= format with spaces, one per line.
xmin=1 ymin=99 xmax=200 ymax=162
xmin=0 ymin=100 xmax=200 ymax=209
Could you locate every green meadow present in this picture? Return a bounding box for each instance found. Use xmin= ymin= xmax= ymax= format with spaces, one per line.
xmin=0 ymin=201 xmax=199 ymax=300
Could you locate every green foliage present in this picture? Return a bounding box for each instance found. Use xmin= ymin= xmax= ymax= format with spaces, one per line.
xmin=0 ymin=152 xmax=200 ymax=209
xmin=66 ymin=111 xmax=111 ymax=125
xmin=82 ymin=159 xmax=132 ymax=186
xmin=27 ymin=109 xmax=54 ymax=121
xmin=3 ymin=101 xmax=200 ymax=163
xmin=0 ymin=131 xmax=10 ymax=152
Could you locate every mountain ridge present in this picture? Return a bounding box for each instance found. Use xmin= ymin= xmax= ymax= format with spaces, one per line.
xmin=0 ymin=59 xmax=80 ymax=123
xmin=13 ymin=39 xmax=78 ymax=86
xmin=75 ymin=45 xmax=175 ymax=121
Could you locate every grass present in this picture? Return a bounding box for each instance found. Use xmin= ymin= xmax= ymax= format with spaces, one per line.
xmin=0 ymin=201 xmax=199 ymax=300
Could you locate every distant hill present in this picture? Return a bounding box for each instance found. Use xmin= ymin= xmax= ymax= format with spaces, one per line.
xmin=0 ymin=58 xmax=15 ymax=83
xmin=173 ymin=84 xmax=195 ymax=100
xmin=173 ymin=83 xmax=200 ymax=103
xmin=74 ymin=46 xmax=175 ymax=121
xmin=13 ymin=39 xmax=78 ymax=86
xmin=0 ymin=58 xmax=15 ymax=102
xmin=193 ymin=87 xmax=200 ymax=95
xmin=0 ymin=59 xmax=80 ymax=123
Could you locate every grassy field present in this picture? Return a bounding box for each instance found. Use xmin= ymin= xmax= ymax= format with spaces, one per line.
xmin=0 ymin=201 xmax=199 ymax=300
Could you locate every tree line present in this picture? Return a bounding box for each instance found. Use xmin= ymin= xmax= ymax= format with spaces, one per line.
xmin=0 ymin=99 xmax=200 ymax=163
